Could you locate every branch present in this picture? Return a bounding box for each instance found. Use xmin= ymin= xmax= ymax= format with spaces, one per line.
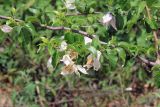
xmin=138 ymin=56 xmax=156 ymax=66
xmin=0 ymin=15 xmax=94 ymax=39
xmin=40 ymin=24 xmax=94 ymax=39
xmin=0 ymin=15 xmax=22 ymax=22
xmin=145 ymin=5 xmax=160 ymax=59
xmin=49 ymin=98 xmax=75 ymax=106
xmin=65 ymin=12 xmax=102 ymax=16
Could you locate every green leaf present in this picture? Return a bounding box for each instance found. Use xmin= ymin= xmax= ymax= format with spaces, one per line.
xmin=118 ymin=42 xmax=130 ymax=51
xmin=74 ymin=34 xmax=84 ymax=42
xmin=92 ymin=38 xmax=101 ymax=49
xmin=105 ymin=49 xmax=118 ymax=68
xmin=26 ymin=16 xmax=40 ymax=23
xmin=24 ymin=23 xmax=36 ymax=36
xmin=20 ymin=27 xmax=32 ymax=45
xmin=41 ymin=37 xmax=49 ymax=44
xmin=51 ymin=50 xmax=60 ymax=68
xmin=127 ymin=1 xmax=146 ymax=30
xmin=86 ymin=27 xmax=94 ymax=35
xmin=116 ymin=14 xmax=124 ymax=29
xmin=24 ymin=83 xmax=36 ymax=100
xmin=137 ymin=30 xmax=148 ymax=47
xmin=116 ymin=47 xmax=126 ymax=66
xmin=145 ymin=18 xmax=158 ymax=29
xmin=64 ymin=33 xmax=75 ymax=44
xmin=152 ymin=65 xmax=160 ymax=87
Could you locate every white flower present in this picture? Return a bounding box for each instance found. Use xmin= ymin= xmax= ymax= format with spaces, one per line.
xmin=58 ymin=41 xmax=67 ymax=51
xmin=61 ymin=54 xmax=74 ymax=65
xmin=102 ymin=13 xmax=113 ymax=25
xmin=84 ymin=36 xmax=92 ymax=45
xmin=61 ymin=64 xmax=87 ymax=76
xmin=84 ymin=50 xmax=102 ymax=71
xmin=101 ymin=13 xmax=117 ymax=30
xmin=47 ymin=57 xmax=54 ymax=72
xmin=0 ymin=25 xmax=13 ymax=33
xmin=60 ymin=52 xmax=87 ymax=76
xmin=65 ymin=0 xmax=76 ymax=10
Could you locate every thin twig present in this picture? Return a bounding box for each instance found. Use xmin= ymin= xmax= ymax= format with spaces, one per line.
xmin=0 ymin=15 xmax=22 ymax=22
xmin=35 ymin=81 xmax=45 ymax=107
xmin=138 ymin=56 xmax=156 ymax=66
xmin=40 ymin=24 xmax=94 ymax=39
xmin=50 ymin=98 xmax=75 ymax=105
xmin=145 ymin=5 xmax=160 ymax=60
xmin=65 ymin=12 xmax=102 ymax=16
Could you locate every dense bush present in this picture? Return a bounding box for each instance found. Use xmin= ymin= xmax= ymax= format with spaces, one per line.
xmin=0 ymin=0 xmax=160 ymax=106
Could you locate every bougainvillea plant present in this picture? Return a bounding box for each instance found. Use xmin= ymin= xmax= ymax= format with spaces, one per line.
xmin=1 ymin=0 xmax=160 ymax=106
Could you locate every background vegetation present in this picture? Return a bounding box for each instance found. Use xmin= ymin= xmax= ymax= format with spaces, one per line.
xmin=0 ymin=0 xmax=160 ymax=106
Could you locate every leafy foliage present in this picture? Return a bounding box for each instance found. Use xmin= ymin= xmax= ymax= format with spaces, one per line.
xmin=0 ymin=0 xmax=160 ymax=106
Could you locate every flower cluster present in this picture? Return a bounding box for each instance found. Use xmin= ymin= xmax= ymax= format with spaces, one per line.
xmin=60 ymin=53 xmax=87 ymax=76
xmin=84 ymin=50 xmax=101 ymax=71
xmin=47 ymin=37 xmax=102 ymax=76
xmin=46 ymin=12 xmax=119 ymax=76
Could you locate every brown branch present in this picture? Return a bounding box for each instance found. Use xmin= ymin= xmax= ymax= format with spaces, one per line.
xmin=40 ymin=24 xmax=94 ymax=39
xmin=49 ymin=98 xmax=75 ymax=106
xmin=0 ymin=15 xmax=94 ymax=39
xmin=145 ymin=5 xmax=160 ymax=60
xmin=138 ymin=56 xmax=156 ymax=66
xmin=0 ymin=15 xmax=23 ymax=22
xmin=65 ymin=12 xmax=102 ymax=16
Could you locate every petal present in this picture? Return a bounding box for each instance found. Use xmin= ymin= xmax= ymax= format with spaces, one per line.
xmin=65 ymin=0 xmax=76 ymax=10
xmin=58 ymin=41 xmax=67 ymax=51
xmin=61 ymin=71 xmax=69 ymax=76
xmin=88 ymin=46 xmax=97 ymax=54
xmin=93 ymin=58 xmax=101 ymax=71
xmin=86 ymin=54 xmax=93 ymax=65
xmin=83 ymin=54 xmax=93 ymax=69
xmin=84 ymin=37 xmax=92 ymax=45
xmin=74 ymin=69 xmax=80 ymax=76
xmin=61 ymin=54 xmax=73 ymax=65
xmin=0 ymin=25 xmax=13 ymax=33
xmin=77 ymin=65 xmax=88 ymax=74
xmin=61 ymin=64 xmax=75 ymax=75
xmin=66 ymin=3 xmax=76 ymax=10
xmin=47 ymin=57 xmax=54 ymax=71
xmin=110 ymin=16 xmax=117 ymax=30
xmin=102 ymin=13 xmax=112 ymax=25
xmin=96 ymin=50 xmax=102 ymax=61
